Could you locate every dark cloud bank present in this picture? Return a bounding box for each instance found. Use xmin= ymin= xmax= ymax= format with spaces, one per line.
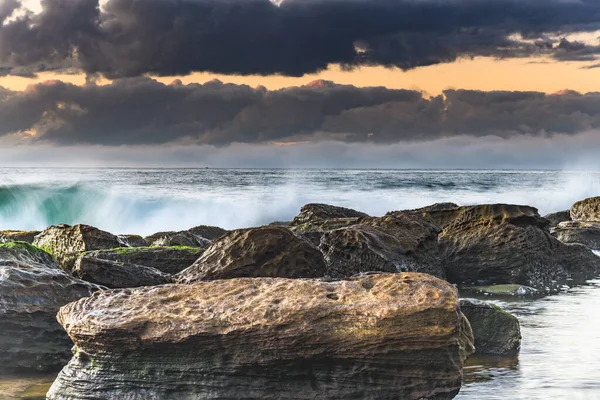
xmin=1 ymin=0 xmax=600 ymax=78
xmin=1 ymin=78 xmax=600 ymax=147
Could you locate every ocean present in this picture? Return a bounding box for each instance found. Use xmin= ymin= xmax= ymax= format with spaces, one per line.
xmin=1 ymin=168 xmax=600 ymax=399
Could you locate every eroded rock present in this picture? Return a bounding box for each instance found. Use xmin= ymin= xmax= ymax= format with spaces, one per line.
xmin=551 ymin=221 xmax=600 ymax=250
xmin=571 ymin=196 xmax=600 ymax=222
xmin=176 ymin=226 xmax=325 ymax=283
xmin=290 ymin=203 xmax=368 ymax=226
xmin=73 ymin=257 xmax=170 ymax=288
xmin=0 ymin=230 xmax=40 ymax=244
xmin=145 ymin=230 xmax=212 ymax=248
xmin=544 ymin=210 xmax=571 ymax=228
xmin=188 ymin=225 xmax=228 ymax=241
xmin=48 ymin=273 xmax=474 ymax=400
xmin=117 ymin=234 xmax=148 ymax=248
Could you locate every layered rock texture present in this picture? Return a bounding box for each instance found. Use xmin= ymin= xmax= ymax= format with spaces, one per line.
xmin=414 ymin=204 xmax=600 ymax=290
xmin=460 ymin=299 xmax=521 ymax=355
xmin=571 ymin=196 xmax=600 ymax=222
xmin=188 ymin=225 xmax=228 ymax=241
xmin=117 ymin=234 xmax=148 ymax=247
xmin=319 ymin=212 xmax=445 ymax=279
xmin=0 ymin=230 xmax=40 ymax=244
xmin=290 ymin=203 xmax=369 ymax=226
xmin=33 ymin=224 xmax=123 ymax=271
xmin=73 ymin=257 xmax=170 ymax=288
xmin=47 ymin=273 xmax=474 ymax=400
xmin=0 ymin=242 xmax=101 ymax=372
xmin=551 ymin=221 xmax=600 ymax=250
xmin=176 ymin=226 xmax=326 ymax=282
xmin=80 ymin=246 xmax=203 ymax=275
xmin=543 ymin=210 xmax=571 ymax=228
xmin=145 ymin=230 xmax=212 ymax=248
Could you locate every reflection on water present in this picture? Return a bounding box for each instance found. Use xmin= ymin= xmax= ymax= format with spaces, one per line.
xmin=0 ymin=373 xmax=56 ymax=400
xmin=458 ymin=278 xmax=600 ymax=399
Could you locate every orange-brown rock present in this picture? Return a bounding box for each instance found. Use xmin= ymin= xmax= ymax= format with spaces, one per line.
xmin=47 ymin=273 xmax=474 ymax=400
xmin=175 ymin=226 xmax=326 ymax=283
xmin=571 ymin=196 xmax=600 ymax=222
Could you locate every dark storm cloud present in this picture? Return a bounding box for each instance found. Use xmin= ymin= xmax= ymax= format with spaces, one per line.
xmin=1 ymin=78 xmax=600 ymax=145
xmin=1 ymin=0 xmax=600 ymax=78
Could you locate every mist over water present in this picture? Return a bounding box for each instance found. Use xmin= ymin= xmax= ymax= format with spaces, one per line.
xmin=0 ymin=168 xmax=599 ymax=235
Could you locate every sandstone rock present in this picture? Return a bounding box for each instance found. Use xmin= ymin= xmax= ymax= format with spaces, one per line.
xmin=551 ymin=221 xmax=600 ymax=250
xmin=33 ymin=224 xmax=123 ymax=271
xmin=0 ymin=230 xmax=40 ymax=244
xmin=544 ymin=210 xmax=571 ymax=228
xmin=82 ymin=246 xmax=204 ymax=275
xmin=319 ymin=212 xmax=445 ymax=279
xmin=460 ymin=299 xmax=521 ymax=356
xmin=571 ymin=196 xmax=600 ymax=222
xmin=188 ymin=225 xmax=228 ymax=241
xmin=176 ymin=226 xmax=326 ymax=283
xmin=437 ymin=204 xmax=600 ymax=291
xmin=145 ymin=230 xmax=212 ymax=248
xmin=47 ymin=273 xmax=474 ymax=400
xmin=117 ymin=234 xmax=148 ymax=247
xmin=462 ymin=284 xmax=539 ymax=297
xmin=290 ymin=203 xmax=369 ymax=226
xmin=291 ymin=217 xmax=362 ymax=246
xmin=73 ymin=256 xmax=170 ymax=289
xmin=0 ymin=244 xmax=101 ymax=373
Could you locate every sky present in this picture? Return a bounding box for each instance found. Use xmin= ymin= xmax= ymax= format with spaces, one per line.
xmin=1 ymin=0 xmax=600 ymax=168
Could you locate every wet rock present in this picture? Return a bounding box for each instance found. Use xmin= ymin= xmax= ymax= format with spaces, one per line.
xmin=544 ymin=210 xmax=571 ymax=228
xmin=460 ymin=299 xmax=521 ymax=356
xmin=291 ymin=217 xmax=362 ymax=246
xmin=551 ymin=221 xmax=600 ymax=250
xmin=73 ymin=256 xmax=170 ymax=289
xmin=0 ymin=230 xmax=40 ymax=244
xmin=33 ymin=224 xmax=123 ymax=271
xmin=435 ymin=204 xmax=600 ymax=291
xmin=0 ymin=244 xmax=102 ymax=373
xmin=117 ymin=234 xmax=148 ymax=247
xmin=82 ymin=246 xmax=204 ymax=275
xmin=319 ymin=212 xmax=445 ymax=279
xmin=462 ymin=284 xmax=539 ymax=297
xmin=188 ymin=225 xmax=228 ymax=241
xmin=47 ymin=273 xmax=474 ymax=400
xmin=571 ymin=196 xmax=600 ymax=222
xmin=290 ymin=203 xmax=369 ymax=226
xmin=175 ymin=226 xmax=326 ymax=283
xmin=145 ymin=230 xmax=212 ymax=248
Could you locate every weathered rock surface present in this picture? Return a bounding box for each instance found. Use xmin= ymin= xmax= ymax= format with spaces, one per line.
xmin=0 ymin=230 xmax=40 ymax=244
xmin=73 ymin=256 xmax=170 ymax=288
xmin=188 ymin=225 xmax=228 ymax=241
xmin=47 ymin=273 xmax=474 ymax=400
xmin=460 ymin=299 xmax=521 ymax=356
xmin=33 ymin=224 xmax=123 ymax=271
xmin=0 ymin=244 xmax=101 ymax=373
xmin=117 ymin=234 xmax=148 ymax=247
xmin=82 ymin=246 xmax=204 ymax=275
xmin=430 ymin=204 xmax=600 ymax=291
xmin=551 ymin=221 xmax=600 ymax=250
xmin=176 ymin=226 xmax=326 ymax=283
xmin=319 ymin=212 xmax=445 ymax=279
xmin=145 ymin=230 xmax=212 ymax=248
xmin=290 ymin=203 xmax=369 ymax=226
xmin=544 ymin=210 xmax=571 ymax=228
xmin=571 ymin=196 xmax=600 ymax=222
xmin=291 ymin=217 xmax=362 ymax=246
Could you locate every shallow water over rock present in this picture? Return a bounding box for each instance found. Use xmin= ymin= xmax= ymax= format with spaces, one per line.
xmin=458 ymin=278 xmax=600 ymax=399
xmin=0 ymin=373 xmax=56 ymax=400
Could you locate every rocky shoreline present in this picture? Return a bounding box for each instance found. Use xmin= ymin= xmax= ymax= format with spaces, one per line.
xmin=2 ymin=196 xmax=600 ymax=399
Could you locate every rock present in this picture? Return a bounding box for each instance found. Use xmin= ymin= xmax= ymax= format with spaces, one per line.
xmin=436 ymin=204 xmax=600 ymax=291
xmin=290 ymin=203 xmax=369 ymax=226
xmin=551 ymin=221 xmax=600 ymax=250
xmin=188 ymin=225 xmax=228 ymax=241
xmin=0 ymin=244 xmax=102 ymax=373
xmin=460 ymin=299 xmax=521 ymax=356
xmin=33 ymin=224 xmax=123 ymax=271
xmin=319 ymin=212 xmax=445 ymax=279
xmin=571 ymin=196 xmax=600 ymax=222
xmin=117 ymin=234 xmax=148 ymax=247
xmin=47 ymin=273 xmax=474 ymax=400
xmin=0 ymin=230 xmax=40 ymax=244
xmin=73 ymin=256 xmax=171 ymax=289
xmin=291 ymin=217 xmax=363 ymax=246
xmin=462 ymin=284 xmax=540 ymax=297
xmin=544 ymin=210 xmax=571 ymax=228
xmin=175 ymin=226 xmax=326 ymax=283
xmin=145 ymin=230 xmax=212 ymax=248
xmin=81 ymin=246 xmax=204 ymax=275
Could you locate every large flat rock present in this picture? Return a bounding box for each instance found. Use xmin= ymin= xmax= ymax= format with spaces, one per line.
xmin=48 ymin=273 xmax=473 ymax=400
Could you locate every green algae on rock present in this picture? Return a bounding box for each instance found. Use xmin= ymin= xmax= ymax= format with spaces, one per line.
xmin=47 ymin=273 xmax=473 ymax=400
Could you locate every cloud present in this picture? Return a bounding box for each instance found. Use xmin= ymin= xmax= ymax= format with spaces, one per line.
xmin=1 ymin=0 xmax=600 ymax=78
xmin=1 ymin=78 xmax=600 ymax=146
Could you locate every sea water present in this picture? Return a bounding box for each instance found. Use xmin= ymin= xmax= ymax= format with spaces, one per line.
xmin=1 ymin=168 xmax=600 ymax=399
